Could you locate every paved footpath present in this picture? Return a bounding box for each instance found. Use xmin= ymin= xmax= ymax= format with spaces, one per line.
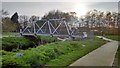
xmin=70 ymin=36 xmax=118 ymax=66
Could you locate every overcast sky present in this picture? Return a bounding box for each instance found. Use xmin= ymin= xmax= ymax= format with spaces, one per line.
xmin=2 ymin=2 xmax=118 ymax=17
xmin=1 ymin=0 xmax=120 ymax=2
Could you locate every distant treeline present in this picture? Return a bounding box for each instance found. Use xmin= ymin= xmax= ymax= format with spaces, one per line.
xmin=1 ymin=9 xmax=120 ymax=35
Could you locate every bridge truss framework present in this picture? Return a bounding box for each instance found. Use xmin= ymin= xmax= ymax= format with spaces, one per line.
xmin=20 ymin=19 xmax=92 ymax=39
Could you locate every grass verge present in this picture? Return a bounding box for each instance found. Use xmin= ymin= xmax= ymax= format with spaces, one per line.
xmin=46 ymin=37 xmax=107 ymax=66
xmin=105 ymin=35 xmax=120 ymax=41
xmin=2 ymin=37 xmax=107 ymax=67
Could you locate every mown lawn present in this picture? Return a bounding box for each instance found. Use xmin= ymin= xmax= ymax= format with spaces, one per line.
xmin=1 ymin=37 xmax=107 ymax=67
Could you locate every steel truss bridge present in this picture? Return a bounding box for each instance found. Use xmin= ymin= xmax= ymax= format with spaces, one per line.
xmin=20 ymin=18 xmax=92 ymax=38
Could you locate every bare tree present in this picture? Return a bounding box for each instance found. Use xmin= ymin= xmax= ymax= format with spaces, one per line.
xmin=18 ymin=15 xmax=29 ymax=28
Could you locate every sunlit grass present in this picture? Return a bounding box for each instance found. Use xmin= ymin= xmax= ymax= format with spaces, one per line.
xmin=105 ymin=35 xmax=120 ymax=41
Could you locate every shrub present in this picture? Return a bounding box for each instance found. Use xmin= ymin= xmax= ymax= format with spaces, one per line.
xmin=36 ymin=36 xmax=58 ymax=44
xmin=2 ymin=37 xmax=34 ymax=51
xmin=28 ymin=41 xmax=81 ymax=63
xmin=1 ymin=50 xmax=14 ymax=55
xmin=2 ymin=41 xmax=82 ymax=67
xmin=26 ymin=53 xmax=42 ymax=67
xmin=2 ymin=37 xmax=107 ymax=67
xmin=2 ymin=36 xmax=59 ymax=51
xmin=2 ymin=51 xmax=29 ymax=68
xmin=2 ymin=55 xmax=26 ymax=68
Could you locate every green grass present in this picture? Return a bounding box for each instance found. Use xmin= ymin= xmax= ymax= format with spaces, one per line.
xmin=46 ymin=37 xmax=107 ymax=66
xmin=2 ymin=37 xmax=34 ymax=51
xmin=105 ymin=35 xmax=120 ymax=41
xmin=2 ymin=36 xmax=59 ymax=51
xmin=36 ymin=36 xmax=59 ymax=43
xmin=2 ymin=37 xmax=107 ymax=67
xmin=2 ymin=32 xmax=19 ymax=37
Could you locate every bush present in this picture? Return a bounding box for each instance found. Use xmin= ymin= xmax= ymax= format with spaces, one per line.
xmin=1 ymin=50 xmax=29 ymax=67
xmin=1 ymin=50 xmax=14 ymax=55
xmin=36 ymin=36 xmax=58 ymax=44
xmin=2 ymin=37 xmax=34 ymax=51
xmin=2 ymin=41 xmax=82 ymax=67
xmin=2 ymin=36 xmax=59 ymax=51
xmin=2 ymin=55 xmax=23 ymax=68
xmin=2 ymin=37 xmax=107 ymax=67
xmin=25 ymin=53 xmax=43 ymax=67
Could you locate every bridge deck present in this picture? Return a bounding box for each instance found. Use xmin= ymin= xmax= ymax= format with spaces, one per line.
xmin=21 ymin=33 xmax=81 ymax=37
